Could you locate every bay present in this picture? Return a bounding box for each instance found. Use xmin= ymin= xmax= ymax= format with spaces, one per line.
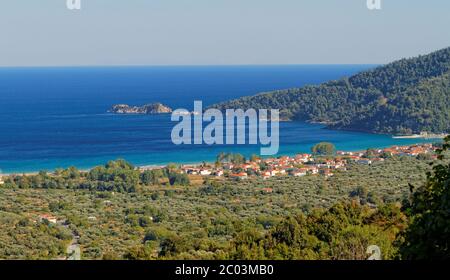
xmin=0 ymin=65 xmax=437 ymax=173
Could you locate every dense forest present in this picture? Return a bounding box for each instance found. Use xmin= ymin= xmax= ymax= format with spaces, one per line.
xmin=211 ymin=47 xmax=450 ymax=135
xmin=1 ymin=137 xmax=448 ymax=260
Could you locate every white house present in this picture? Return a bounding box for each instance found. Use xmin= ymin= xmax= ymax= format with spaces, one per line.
xmin=290 ymin=170 xmax=307 ymax=177
xmin=39 ymin=214 xmax=57 ymax=224
xmin=200 ymin=169 xmax=212 ymax=176
xmin=305 ymin=167 xmax=319 ymax=174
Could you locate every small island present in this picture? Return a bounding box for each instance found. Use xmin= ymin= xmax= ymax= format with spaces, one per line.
xmin=109 ymin=103 xmax=173 ymax=114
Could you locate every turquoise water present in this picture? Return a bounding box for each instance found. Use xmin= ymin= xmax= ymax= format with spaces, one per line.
xmin=0 ymin=65 xmax=439 ymax=174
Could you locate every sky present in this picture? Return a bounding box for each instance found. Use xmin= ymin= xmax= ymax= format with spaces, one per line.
xmin=1 ymin=0 xmax=450 ymax=66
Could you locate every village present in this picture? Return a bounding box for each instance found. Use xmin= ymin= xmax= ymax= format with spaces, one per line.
xmin=0 ymin=142 xmax=442 ymax=261
xmin=0 ymin=143 xmax=440 ymax=229
xmin=177 ymin=143 xmax=439 ymax=181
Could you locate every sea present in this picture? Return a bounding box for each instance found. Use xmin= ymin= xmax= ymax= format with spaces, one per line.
xmin=0 ymin=65 xmax=440 ymax=174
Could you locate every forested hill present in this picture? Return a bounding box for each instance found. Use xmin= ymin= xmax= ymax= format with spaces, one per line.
xmin=211 ymin=47 xmax=450 ymax=135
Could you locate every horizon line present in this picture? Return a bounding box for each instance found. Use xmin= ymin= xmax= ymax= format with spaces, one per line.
xmin=0 ymin=63 xmax=381 ymax=69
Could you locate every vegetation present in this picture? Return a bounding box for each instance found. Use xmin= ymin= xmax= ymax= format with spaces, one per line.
xmin=400 ymin=136 xmax=450 ymax=259
xmin=311 ymin=142 xmax=336 ymax=156
xmin=216 ymin=153 xmax=246 ymax=165
xmin=2 ymin=145 xmax=448 ymax=259
xmin=3 ymin=159 xmax=190 ymax=194
xmin=211 ymin=47 xmax=450 ymax=135
xmin=0 ymin=211 xmax=72 ymax=259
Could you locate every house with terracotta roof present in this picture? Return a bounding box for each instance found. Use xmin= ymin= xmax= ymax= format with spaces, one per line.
xmin=320 ymin=169 xmax=334 ymax=177
xmin=289 ymin=169 xmax=307 ymax=177
xmin=38 ymin=214 xmax=58 ymax=224
xmin=261 ymin=188 xmax=273 ymax=193
xmin=242 ymin=164 xmax=253 ymax=169
xmin=262 ymin=171 xmax=273 ymax=179
xmin=230 ymin=172 xmax=248 ymax=180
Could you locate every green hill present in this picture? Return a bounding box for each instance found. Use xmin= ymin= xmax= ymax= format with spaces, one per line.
xmin=211 ymin=47 xmax=450 ymax=135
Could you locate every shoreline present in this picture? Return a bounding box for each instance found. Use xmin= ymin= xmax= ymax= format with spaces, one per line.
xmin=392 ymin=133 xmax=447 ymax=139
xmin=0 ymin=140 xmax=444 ymax=177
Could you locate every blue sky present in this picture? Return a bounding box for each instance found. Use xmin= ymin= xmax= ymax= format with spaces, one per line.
xmin=1 ymin=0 xmax=449 ymax=66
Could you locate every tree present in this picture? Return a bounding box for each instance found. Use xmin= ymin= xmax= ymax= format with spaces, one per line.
xmin=350 ymin=186 xmax=369 ymax=204
xmin=311 ymin=142 xmax=336 ymax=156
xmin=216 ymin=153 xmax=246 ymax=165
xmin=140 ymin=169 xmax=163 ymax=185
xmin=123 ymin=245 xmax=156 ymax=260
xmin=168 ymin=173 xmax=190 ymax=186
xmin=250 ymin=154 xmax=260 ymax=162
xmin=330 ymin=225 xmax=395 ymax=260
xmin=365 ymin=148 xmax=376 ymax=159
xmin=217 ymin=152 xmax=227 ymax=163
xmin=229 ymin=153 xmax=246 ymax=165
xmin=88 ymin=160 xmax=140 ymax=192
xmin=416 ymin=153 xmax=432 ymax=161
xmin=400 ymin=136 xmax=450 ymax=259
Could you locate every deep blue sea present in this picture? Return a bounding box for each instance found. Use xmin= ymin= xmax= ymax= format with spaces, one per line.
xmin=0 ymin=65 xmax=439 ymax=174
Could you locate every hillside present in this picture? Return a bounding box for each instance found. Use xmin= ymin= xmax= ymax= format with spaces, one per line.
xmin=0 ymin=156 xmax=434 ymax=259
xmin=211 ymin=47 xmax=450 ymax=135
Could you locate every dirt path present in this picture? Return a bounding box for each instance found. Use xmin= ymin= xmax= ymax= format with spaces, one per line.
xmin=64 ymin=226 xmax=81 ymax=260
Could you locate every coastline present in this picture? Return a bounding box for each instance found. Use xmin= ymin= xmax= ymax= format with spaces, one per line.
xmin=1 ymin=140 xmax=444 ymax=177
xmin=392 ymin=133 xmax=447 ymax=139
